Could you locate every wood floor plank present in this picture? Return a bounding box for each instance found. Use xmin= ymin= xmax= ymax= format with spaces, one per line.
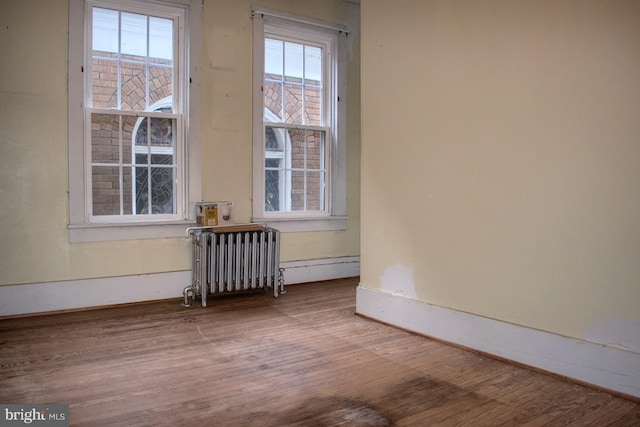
xmin=1 ymin=278 xmax=638 ymax=426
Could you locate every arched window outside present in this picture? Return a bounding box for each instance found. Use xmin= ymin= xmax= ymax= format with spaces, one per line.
xmin=132 ymin=99 xmax=175 ymax=215
xmin=264 ymin=109 xmax=292 ymax=212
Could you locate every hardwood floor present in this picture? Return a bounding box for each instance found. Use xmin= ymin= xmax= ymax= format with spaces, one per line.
xmin=1 ymin=278 xmax=638 ymax=426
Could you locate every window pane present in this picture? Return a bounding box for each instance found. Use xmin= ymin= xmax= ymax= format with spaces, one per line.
xmin=306 ymin=130 xmax=324 ymax=170
xmin=289 ymin=128 xmax=305 ymax=169
xmin=134 ymin=153 xmax=175 ymax=214
xmin=264 ymin=81 xmax=283 ymax=122
xmin=304 ymin=46 xmax=322 ymax=82
xmin=135 ymin=165 xmax=149 ymax=214
xmin=121 ymin=12 xmax=147 ymax=58
xmin=92 ymin=166 xmax=122 ymax=215
xmin=134 ymin=116 xmax=175 ymax=146
xmin=151 ymin=153 xmax=173 ymax=165
xmin=122 ymin=166 xmax=133 ymax=215
xmin=304 ymin=46 xmax=322 ymax=125
xmin=150 ymin=166 xmax=176 ymax=214
xmin=304 ymin=86 xmax=322 ymax=126
xmin=135 ymin=153 xmax=148 ymax=165
xmin=264 ymin=39 xmax=284 ymax=123
xmin=121 ymin=116 xmax=136 ymax=164
xmin=265 ymin=169 xmax=281 ymax=212
xmin=306 ymin=171 xmax=325 ymax=211
xmin=265 ymin=126 xmax=285 ymax=212
xmin=91 ymin=114 xmax=120 ymax=164
xmin=284 ymin=83 xmax=303 ymax=124
xmin=291 ymin=170 xmax=305 ymax=211
xmin=135 ymin=119 xmax=149 ymax=148
xmin=121 ymin=62 xmax=146 ymax=110
xmin=150 ymin=117 xmax=175 ymax=147
xmin=149 ymin=66 xmax=173 ymax=107
xmin=92 ymin=8 xmax=118 ymax=56
xmin=265 ymin=158 xmax=280 ymax=168
xmin=92 ymin=58 xmax=118 ymax=109
xmin=149 ymin=17 xmax=173 ymax=62
xmin=284 ymin=42 xmax=303 ymax=81
xmin=265 ymin=126 xmax=285 ymax=152
xmin=265 ymin=38 xmax=283 ymax=78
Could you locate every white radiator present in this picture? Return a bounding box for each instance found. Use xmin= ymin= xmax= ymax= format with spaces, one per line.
xmin=183 ymin=224 xmax=284 ymax=307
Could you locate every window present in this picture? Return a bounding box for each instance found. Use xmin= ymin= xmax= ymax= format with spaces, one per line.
xmin=252 ymin=9 xmax=348 ymax=232
xmin=68 ymin=0 xmax=202 ymax=242
xmin=89 ymin=3 xmax=182 ymax=221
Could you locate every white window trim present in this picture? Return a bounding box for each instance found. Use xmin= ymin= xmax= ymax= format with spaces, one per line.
xmin=251 ymin=9 xmax=348 ymax=232
xmin=67 ymin=0 xmax=202 ymax=242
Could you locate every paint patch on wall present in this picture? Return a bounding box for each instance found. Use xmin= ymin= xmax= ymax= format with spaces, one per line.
xmin=583 ymin=316 xmax=640 ymax=353
xmin=381 ymin=265 xmax=416 ymax=299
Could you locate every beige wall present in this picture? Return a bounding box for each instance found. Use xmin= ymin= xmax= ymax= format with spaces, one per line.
xmin=0 ymin=0 xmax=360 ymax=287
xmin=360 ymin=0 xmax=640 ymax=349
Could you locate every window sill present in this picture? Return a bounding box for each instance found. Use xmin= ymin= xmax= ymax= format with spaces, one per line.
xmin=251 ymin=216 xmax=348 ymax=232
xmin=68 ymin=221 xmax=194 ymax=243
xmin=69 ymin=216 xmax=349 ymax=242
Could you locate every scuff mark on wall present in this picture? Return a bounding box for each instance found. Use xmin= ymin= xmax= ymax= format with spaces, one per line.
xmin=381 ymin=265 xmax=416 ymax=299
xmin=583 ymin=316 xmax=640 ymax=353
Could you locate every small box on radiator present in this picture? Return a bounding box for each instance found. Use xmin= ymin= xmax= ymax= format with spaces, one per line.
xmin=196 ymin=201 xmax=233 ymax=226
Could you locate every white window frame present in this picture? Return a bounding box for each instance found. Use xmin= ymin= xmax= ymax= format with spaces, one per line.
xmin=68 ymin=0 xmax=202 ymax=242
xmin=252 ymin=8 xmax=348 ymax=232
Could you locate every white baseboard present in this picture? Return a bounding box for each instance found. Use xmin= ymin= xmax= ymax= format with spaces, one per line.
xmin=356 ymin=285 xmax=640 ymax=399
xmin=281 ymin=256 xmax=360 ymax=284
xmin=0 ymin=271 xmax=192 ymax=317
xmin=0 ymin=256 xmax=360 ymax=317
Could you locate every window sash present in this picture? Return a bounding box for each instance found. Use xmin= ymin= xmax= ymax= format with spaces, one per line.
xmin=264 ymin=124 xmax=327 ymax=213
xmin=86 ymin=110 xmax=183 ymax=221
xmin=263 ymin=36 xmax=325 ymax=127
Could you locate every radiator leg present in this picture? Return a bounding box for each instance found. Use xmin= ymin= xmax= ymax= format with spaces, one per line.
xmin=181 ymin=285 xmax=195 ymax=307
xmin=278 ymin=267 xmax=286 ymax=295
